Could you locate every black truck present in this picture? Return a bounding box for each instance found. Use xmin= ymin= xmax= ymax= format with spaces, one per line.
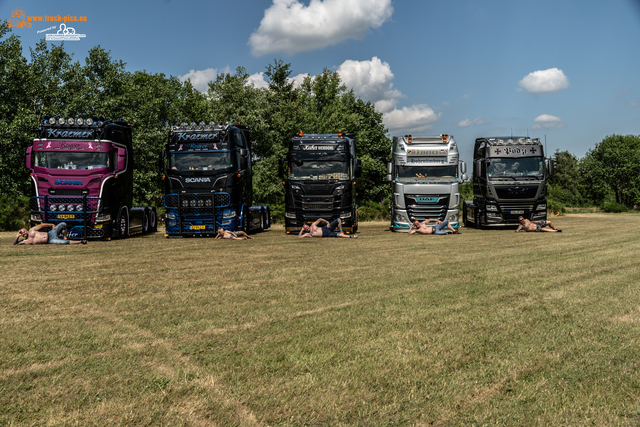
xmin=26 ymin=117 xmax=157 ymax=240
xmin=463 ymin=136 xmax=554 ymax=227
xmin=281 ymin=132 xmax=361 ymax=234
xmin=162 ymin=122 xmax=269 ymax=237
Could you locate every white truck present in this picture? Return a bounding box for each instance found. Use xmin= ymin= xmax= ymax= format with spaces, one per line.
xmin=387 ymin=134 xmax=467 ymax=232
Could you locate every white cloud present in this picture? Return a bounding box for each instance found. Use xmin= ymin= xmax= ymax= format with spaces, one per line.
xmin=248 ymin=0 xmax=393 ymax=56
xmin=518 ymin=68 xmax=569 ymax=94
xmin=383 ymin=105 xmax=441 ymax=134
xmin=247 ymin=72 xmax=269 ymax=89
xmin=532 ymin=114 xmax=566 ymax=130
xmin=289 ymin=73 xmax=308 ymax=88
xmin=458 ymin=117 xmax=485 ymax=128
xmin=179 ymin=68 xmax=222 ymax=92
xmin=337 ymin=57 xmax=404 ymax=114
xmin=629 ymin=100 xmax=638 ymax=107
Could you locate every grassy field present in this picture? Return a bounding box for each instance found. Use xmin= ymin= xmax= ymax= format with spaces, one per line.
xmin=2 ymin=214 xmax=640 ymax=426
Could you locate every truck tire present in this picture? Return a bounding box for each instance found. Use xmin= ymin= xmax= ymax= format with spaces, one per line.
xmin=259 ymin=208 xmax=265 ymax=231
xmin=117 ymin=208 xmax=129 ymax=239
xmin=265 ymin=206 xmax=271 ymax=229
xmin=352 ymin=206 xmax=359 ymax=233
xmin=463 ymin=205 xmax=472 ymax=228
xmin=142 ymin=208 xmax=150 ymax=234
xmin=241 ymin=205 xmax=249 ymax=232
xmin=150 ymin=207 xmax=157 ymax=232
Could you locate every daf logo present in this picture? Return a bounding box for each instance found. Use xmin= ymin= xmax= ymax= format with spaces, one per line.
xmin=184 ymin=177 xmax=211 ymax=183
xmin=415 ymin=196 xmax=439 ymax=203
xmin=55 ymin=179 xmax=83 ymax=185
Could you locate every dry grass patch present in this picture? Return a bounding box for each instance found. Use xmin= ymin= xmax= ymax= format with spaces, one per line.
xmin=2 ymin=214 xmax=640 ymax=425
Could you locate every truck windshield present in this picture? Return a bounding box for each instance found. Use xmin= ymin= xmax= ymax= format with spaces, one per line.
xmin=288 ymin=161 xmax=348 ymax=180
xmin=396 ymin=165 xmax=458 ymax=178
xmin=487 ymin=157 xmax=543 ymax=178
xmin=170 ymin=151 xmax=233 ymax=171
xmin=34 ymin=151 xmax=110 ymax=170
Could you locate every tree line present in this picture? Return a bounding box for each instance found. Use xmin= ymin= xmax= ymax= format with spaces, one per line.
xmin=1 ymin=22 xmax=639 ymax=230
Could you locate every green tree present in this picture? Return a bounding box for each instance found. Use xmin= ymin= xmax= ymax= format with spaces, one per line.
xmin=580 ymin=134 xmax=640 ymax=207
xmin=548 ymin=150 xmax=583 ymax=206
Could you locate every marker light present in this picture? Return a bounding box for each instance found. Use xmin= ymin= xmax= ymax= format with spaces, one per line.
xmin=299 ymin=130 xmax=303 ymax=136
xmin=76 ymin=118 xmax=84 ymax=126
xmin=86 ymin=118 xmax=94 ymax=126
xmin=57 ymin=118 xmax=66 ymax=125
xmin=442 ymin=134 xmax=448 ymax=143
xmin=408 ymin=135 xmax=413 ymax=143
xmin=338 ymin=131 xmax=343 ymax=137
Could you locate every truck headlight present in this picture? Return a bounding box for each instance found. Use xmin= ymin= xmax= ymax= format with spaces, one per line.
xmin=486 ymin=205 xmax=498 ymax=211
xmin=334 ymin=185 xmax=345 ymax=196
xmin=395 ymin=213 xmax=406 ymax=222
xmin=96 ymin=213 xmax=111 ymax=221
xmin=285 ymin=212 xmax=296 ymax=219
xmin=448 ymin=214 xmax=458 ymax=222
xmin=31 ymin=214 xmax=42 ymax=221
xmin=536 ymin=204 xmax=546 ymax=211
xmin=222 ymin=210 xmax=235 ymax=219
xmin=166 ymin=213 xmax=176 ymax=220
xmin=340 ymin=212 xmax=352 ymax=219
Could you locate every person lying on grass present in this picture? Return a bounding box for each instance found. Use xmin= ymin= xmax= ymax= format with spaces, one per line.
xmin=215 ymin=228 xmax=254 ymax=240
xmin=515 ymin=216 xmax=562 ymax=233
xmin=13 ymin=222 xmax=87 ymax=245
xmin=409 ymin=219 xmax=460 ymax=235
xmin=298 ymin=218 xmax=357 ymax=238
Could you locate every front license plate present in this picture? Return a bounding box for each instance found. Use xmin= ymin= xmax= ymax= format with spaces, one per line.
xmin=57 ymin=214 xmax=75 ymax=219
xmin=190 ymin=225 xmax=205 ymax=230
xmin=510 ymin=210 xmax=524 ymax=215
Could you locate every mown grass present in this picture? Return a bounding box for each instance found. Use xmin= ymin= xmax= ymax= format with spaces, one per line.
xmin=2 ymin=214 xmax=640 ymax=426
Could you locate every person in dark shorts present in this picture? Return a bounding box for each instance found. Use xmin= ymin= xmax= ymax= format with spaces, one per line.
xmin=13 ymin=222 xmax=86 ymax=245
xmin=515 ymin=216 xmax=561 ymax=232
xmin=298 ymin=218 xmax=357 ymax=238
xmin=215 ymin=228 xmax=254 ymax=240
xmin=409 ymin=219 xmax=460 ymax=235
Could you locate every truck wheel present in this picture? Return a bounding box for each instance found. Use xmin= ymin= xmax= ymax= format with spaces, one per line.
xmin=463 ymin=205 xmax=472 ymax=228
xmin=265 ymin=206 xmax=271 ymax=229
xmin=117 ymin=208 xmax=129 ymax=239
xmin=241 ymin=205 xmax=249 ymax=232
xmin=150 ymin=208 xmax=157 ymax=232
xmin=142 ymin=208 xmax=149 ymax=234
xmin=352 ymin=206 xmax=359 ymax=233
xmin=259 ymin=208 xmax=265 ymax=231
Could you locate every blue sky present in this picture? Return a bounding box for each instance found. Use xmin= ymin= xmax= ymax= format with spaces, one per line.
xmin=4 ymin=0 xmax=640 ymax=165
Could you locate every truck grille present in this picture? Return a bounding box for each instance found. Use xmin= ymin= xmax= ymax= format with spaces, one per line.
xmin=164 ymin=193 xmax=230 ymax=212
xmin=494 ymin=186 xmax=538 ymax=199
xmin=405 ymin=194 xmax=449 ymax=221
xmin=30 ymin=196 xmax=100 ymax=224
xmin=304 ymin=185 xmax=332 ymax=196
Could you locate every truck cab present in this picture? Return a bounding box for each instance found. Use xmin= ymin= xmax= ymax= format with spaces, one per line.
xmin=26 ymin=117 xmax=156 ymax=240
xmin=387 ymin=134 xmax=467 ymax=231
xmin=281 ymin=132 xmax=361 ymax=234
xmin=463 ymin=136 xmax=554 ymax=227
xmin=162 ymin=121 xmax=269 ymax=237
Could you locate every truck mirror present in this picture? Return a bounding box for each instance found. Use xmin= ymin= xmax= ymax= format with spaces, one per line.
xmin=26 ymin=146 xmax=32 ymax=170
xmin=386 ymin=174 xmax=393 ymax=182
xmin=461 ymin=173 xmax=469 ymax=182
xmin=548 ymin=159 xmax=555 ymax=176
xmin=238 ymin=148 xmax=248 ymax=157
xmin=356 ymin=158 xmax=362 ymax=167
xmin=355 ymin=165 xmax=362 ymax=178
xmin=460 ymin=161 xmax=467 ymax=174
xmin=279 ymin=158 xmax=285 ymax=178
xmin=474 ymin=160 xmax=482 ymax=178
xmin=387 ymin=162 xmax=393 ymax=174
